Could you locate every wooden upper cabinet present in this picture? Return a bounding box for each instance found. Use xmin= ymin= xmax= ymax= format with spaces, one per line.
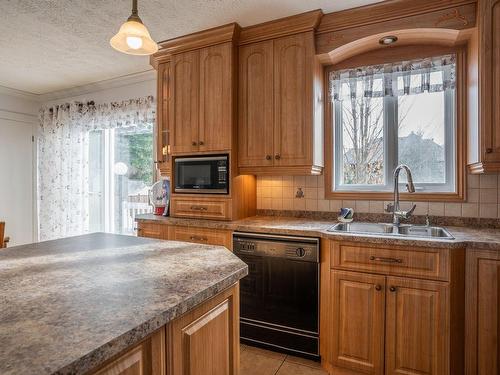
xmin=273 ymin=33 xmax=314 ymax=167
xmin=238 ymin=31 xmax=323 ymax=175
xmin=198 ymin=43 xmax=233 ymax=152
xmin=469 ymin=0 xmax=500 ymax=173
xmin=480 ymin=0 xmax=500 ymax=164
xmin=170 ymin=51 xmax=200 ymax=154
xmin=155 ymin=62 xmax=171 ymax=175
xmin=151 ymin=24 xmax=238 ymax=160
xmin=238 ymin=40 xmax=274 ymax=167
xmin=385 ymin=277 xmax=448 ymax=375
xmin=330 ymin=270 xmax=385 ymax=375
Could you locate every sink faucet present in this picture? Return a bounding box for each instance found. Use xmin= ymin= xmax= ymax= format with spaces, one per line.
xmin=386 ymin=164 xmax=417 ymax=226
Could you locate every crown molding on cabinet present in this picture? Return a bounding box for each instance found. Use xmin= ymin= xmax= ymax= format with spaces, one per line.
xmin=238 ymin=9 xmax=323 ymax=45
xmin=317 ymin=0 xmax=477 ymax=34
xmin=151 ymin=23 xmax=240 ymax=68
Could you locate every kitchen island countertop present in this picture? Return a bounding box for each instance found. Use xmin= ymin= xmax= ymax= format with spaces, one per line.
xmin=0 ymin=233 xmax=247 ymax=375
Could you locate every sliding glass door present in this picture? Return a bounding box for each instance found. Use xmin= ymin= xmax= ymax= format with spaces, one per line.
xmin=89 ymin=127 xmax=153 ymax=235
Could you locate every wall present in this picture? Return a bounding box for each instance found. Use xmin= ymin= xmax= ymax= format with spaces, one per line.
xmin=256 ymin=173 xmax=500 ymax=219
xmin=0 ymin=88 xmax=39 ymax=245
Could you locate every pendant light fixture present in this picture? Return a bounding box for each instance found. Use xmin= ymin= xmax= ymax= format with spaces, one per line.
xmin=110 ymin=0 xmax=158 ymax=55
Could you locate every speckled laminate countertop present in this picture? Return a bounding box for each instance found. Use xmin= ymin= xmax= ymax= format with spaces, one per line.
xmin=136 ymin=214 xmax=500 ymax=250
xmin=0 ymin=233 xmax=248 ymax=375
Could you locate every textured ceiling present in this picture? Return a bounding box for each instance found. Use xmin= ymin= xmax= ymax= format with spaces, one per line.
xmin=0 ymin=0 xmax=382 ymax=95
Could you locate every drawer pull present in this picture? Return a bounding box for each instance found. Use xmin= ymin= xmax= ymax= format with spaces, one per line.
xmin=190 ymin=236 xmax=208 ymax=241
xmin=389 ymin=286 xmax=397 ymax=292
xmin=369 ymin=256 xmax=403 ymax=264
xmin=190 ymin=206 xmax=208 ymax=211
xmin=375 ymin=284 xmax=382 ymax=291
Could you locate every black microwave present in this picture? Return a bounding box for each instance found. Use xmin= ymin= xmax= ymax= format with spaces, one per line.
xmin=174 ymin=155 xmax=229 ymax=194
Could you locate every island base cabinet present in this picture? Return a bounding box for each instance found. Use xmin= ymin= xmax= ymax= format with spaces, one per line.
xmin=93 ymin=328 xmax=166 ymax=375
xmin=90 ymin=285 xmax=239 ymax=375
xmin=168 ymin=284 xmax=240 ymax=375
xmin=465 ymin=249 xmax=500 ymax=375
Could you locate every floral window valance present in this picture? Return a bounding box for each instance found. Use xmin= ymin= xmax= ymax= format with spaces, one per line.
xmin=39 ymin=95 xmax=156 ymax=133
xmin=329 ymin=54 xmax=456 ymax=101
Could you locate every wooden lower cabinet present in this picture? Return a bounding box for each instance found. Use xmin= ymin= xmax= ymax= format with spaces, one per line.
xmin=137 ymin=222 xmax=169 ymax=240
xmin=331 ymin=271 xmax=385 ymax=375
xmin=168 ymin=226 xmax=232 ymax=249
xmin=137 ymin=221 xmax=233 ymax=250
xmin=326 ymin=241 xmax=464 ymax=375
xmin=93 ymin=328 xmax=166 ymax=375
xmin=385 ymin=277 xmax=448 ymax=375
xmin=91 ymin=284 xmax=239 ymax=375
xmin=168 ymin=284 xmax=240 ymax=375
xmin=465 ymin=249 xmax=500 ymax=375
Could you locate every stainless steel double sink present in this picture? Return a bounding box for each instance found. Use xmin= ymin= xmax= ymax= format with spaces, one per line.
xmin=327 ymin=222 xmax=454 ymax=240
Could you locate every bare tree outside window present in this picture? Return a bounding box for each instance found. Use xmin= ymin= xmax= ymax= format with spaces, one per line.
xmin=340 ymin=77 xmax=384 ymax=185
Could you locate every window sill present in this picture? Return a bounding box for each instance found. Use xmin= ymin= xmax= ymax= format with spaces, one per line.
xmin=325 ymin=190 xmax=465 ymax=202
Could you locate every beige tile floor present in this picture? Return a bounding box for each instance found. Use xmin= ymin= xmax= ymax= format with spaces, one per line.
xmin=240 ymin=344 xmax=328 ymax=375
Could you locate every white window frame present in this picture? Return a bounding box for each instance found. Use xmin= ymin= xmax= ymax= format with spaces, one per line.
xmin=332 ymin=74 xmax=456 ymax=194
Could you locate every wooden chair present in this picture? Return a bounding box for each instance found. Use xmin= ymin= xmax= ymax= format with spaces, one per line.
xmin=0 ymin=222 xmax=9 ymax=248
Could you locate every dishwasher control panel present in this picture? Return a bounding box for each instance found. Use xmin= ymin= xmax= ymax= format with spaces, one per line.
xmin=233 ymin=232 xmax=319 ymax=263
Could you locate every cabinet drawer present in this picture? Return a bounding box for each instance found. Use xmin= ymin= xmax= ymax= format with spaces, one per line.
xmin=169 ymin=226 xmax=232 ymax=249
xmin=137 ymin=222 xmax=167 ymax=239
xmin=331 ymin=242 xmax=450 ymax=281
xmin=171 ymin=198 xmax=231 ymax=220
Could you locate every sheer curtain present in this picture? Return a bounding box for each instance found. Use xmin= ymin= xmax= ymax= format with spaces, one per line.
xmin=38 ymin=96 xmax=155 ymax=241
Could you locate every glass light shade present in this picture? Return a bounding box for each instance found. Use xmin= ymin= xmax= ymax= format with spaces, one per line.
xmin=110 ymin=20 xmax=158 ymax=55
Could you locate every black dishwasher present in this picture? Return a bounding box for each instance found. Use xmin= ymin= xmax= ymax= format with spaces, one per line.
xmin=233 ymin=232 xmax=320 ymax=360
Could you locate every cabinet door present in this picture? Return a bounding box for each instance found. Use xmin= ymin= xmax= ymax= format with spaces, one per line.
xmin=465 ymin=249 xmax=500 ymax=375
xmin=273 ymin=32 xmax=314 ymax=166
xmin=479 ymin=0 xmax=500 ymax=162
xmin=385 ymin=277 xmax=448 ymax=375
xmin=170 ymin=51 xmax=199 ymax=154
xmin=169 ymin=285 xmax=239 ymax=375
xmin=238 ymin=41 xmax=274 ymax=167
xmin=156 ymin=62 xmax=171 ymax=174
xmin=93 ymin=328 xmax=165 ymax=375
xmin=331 ymin=270 xmax=385 ymax=375
xmin=198 ymin=43 xmax=232 ymax=152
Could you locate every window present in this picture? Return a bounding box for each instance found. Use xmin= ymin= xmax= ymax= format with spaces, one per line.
xmin=89 ymin=127 xmax=154 ymax=235
xmin=328 ymin=52 xmax=461 ymax=197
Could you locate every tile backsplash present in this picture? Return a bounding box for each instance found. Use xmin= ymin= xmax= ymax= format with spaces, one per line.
xmin=256 ymin=173 xmax=500 ymax=219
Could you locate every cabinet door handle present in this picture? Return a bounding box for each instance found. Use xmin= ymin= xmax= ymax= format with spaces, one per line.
xmin=389 ymin=286 xmax=397 ymax=292
xmin=190 ymin=235 xmax=208 ymax=241
xmin=199 ymin=141 xmax=204 ymax=146
xmin=265 ymin=155 xmax=272 ymax=160
xmin=486 ymin=148 xmax=493 ymax=153
xmin=190 ymin=206 xmax=208 ymax=211
xmin=275 ymin=154 xmax=281 ymax=160
xmin=375 ymin=284 xmax=382 ymax=291
xmin=369 ymin=256 xmax=402 ymax=264
xmin=192 ymin=141 xmax=198 ymax=146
